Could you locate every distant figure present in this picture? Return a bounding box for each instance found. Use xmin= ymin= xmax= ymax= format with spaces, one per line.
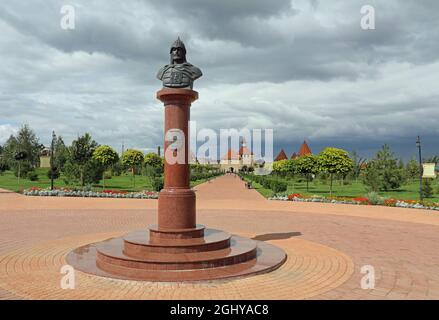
xmin=156 ymin=37 xmax=202 ymax=90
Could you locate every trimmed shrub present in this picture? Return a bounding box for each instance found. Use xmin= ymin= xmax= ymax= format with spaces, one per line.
xmin=270 ymin=180 xmax=287 ymax=193
xmin=152 ymin=177 xmax=164 ymax=192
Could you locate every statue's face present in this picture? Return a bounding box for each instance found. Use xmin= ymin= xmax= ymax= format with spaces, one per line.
xmin=171 ymin=47 xmax=185 ymax=64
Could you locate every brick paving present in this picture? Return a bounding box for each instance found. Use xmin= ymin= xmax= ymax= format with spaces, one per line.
xmin=0 ymin=174 xmax=438 ymax=299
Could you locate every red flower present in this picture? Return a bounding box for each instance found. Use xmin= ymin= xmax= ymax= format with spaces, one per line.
xmin=384 ymin=199 xmax=397 ymax=206
xmin=353 ymin=197 xmax=370 ymax=204
xmin=288 ymin=193 xmax=303 ymax=200
xmin=103 ymin=189 xmax=128 ymax=194
xmin=28 ymin=186 xmax=42 ymax=191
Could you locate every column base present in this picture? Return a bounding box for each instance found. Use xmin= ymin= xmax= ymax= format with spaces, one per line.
xmin=66 ymin=223 xmax=287 ymax=282
xmin=158 ymin=188 xmax=196 ymax=230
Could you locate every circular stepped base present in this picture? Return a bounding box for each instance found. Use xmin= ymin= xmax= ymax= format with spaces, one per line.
xmin=67 ymin=225 xmax=287 ymax=282
xmin=123 ymin=229 xmax=231 ymax=254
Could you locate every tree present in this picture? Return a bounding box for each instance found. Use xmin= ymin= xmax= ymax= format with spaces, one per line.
xmin=2 ymin=135 xmax=19 ymax=173
xmin=295 ymin=154 xmax=318 ymax=191
xmin=14 ymin=150 xmax=28 ymax=189
xmin=62 ymin=160 xmax=80 ymax=185
xmin=92 ymin=145 xmax=119 ymax=189
xmin=53 ymin=136 xmax=69 ymax=171
xmin=144 ymin=152 xmax=164 ymax=177
xmin=0 ymin=161 xmax=7 ymax=174
xmin=406 ymin=157 xmax=420 ymax=182
xmin=121 ymin=149 xmax=144 ymax=187
xmin=144 ymin=152 xmax=163 ymax=168
xmin=0 ymin=145 xmax=8 ymax=174
xmin=422 ymin=178 xmax=433 ymax=198
xmin=46 ymin=135 xmax=68 ymax=187
xmin=317 ymin=148 xmax=354 ymax=196
xmin=69 ymin=133 xmax=99 ymax=186
xmin=349 ymin=151 xmax=367 ymax=181
xmin=361 ymin=162 xmax=381 ymax=192
xmin=2 ymin=125 xmax=42 ymax=177
xmin=272 ymin=159 xmax=296 ymax=177
xmin=362 ymin=144 xmax=405 ymax=191
xmin=15 ymin=125 xmax=42 ymax=167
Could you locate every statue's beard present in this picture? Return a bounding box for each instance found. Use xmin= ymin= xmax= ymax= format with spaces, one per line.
xmin=171 ymin=55 xmax=186 ymax=64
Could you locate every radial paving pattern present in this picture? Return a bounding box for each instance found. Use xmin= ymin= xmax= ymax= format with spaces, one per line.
xmin=1 ymin=175 xmax=439 ymax=299
xmin=0 ymin=232 xmax=353 ymax=299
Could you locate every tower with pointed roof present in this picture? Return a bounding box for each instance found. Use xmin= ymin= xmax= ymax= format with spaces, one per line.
xmin=298 ymin=140 xmax=312 ymax=157
xmin=239 ymin=138 xmax=253 ymax=165
xmin=219 ymin=138 xmax=254 ymax=172
xmin=274 ymin=149 xmax=288 ymax=162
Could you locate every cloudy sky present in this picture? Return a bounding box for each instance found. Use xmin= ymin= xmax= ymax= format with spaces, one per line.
xmin=0 ymin=0 xmax=438 ymax=160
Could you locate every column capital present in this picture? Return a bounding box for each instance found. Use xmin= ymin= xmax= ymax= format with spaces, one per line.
xmin=156 ymin=88 xmax=198 ymax=106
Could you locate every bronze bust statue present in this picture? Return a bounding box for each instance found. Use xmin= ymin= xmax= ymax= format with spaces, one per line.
xmin=156 ymin=37 xmax=202 ymax=89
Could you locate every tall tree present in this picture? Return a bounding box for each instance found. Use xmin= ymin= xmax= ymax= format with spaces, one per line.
xmin=361 ymin=161 xmax=382 ymax=192
xmin=0 ymin=145 xmax=7 ymax=174
xmin=69 ymin=133 xmax=99 ymax=186
xmin=121 ymin=149 xmax=144 ymax=188
xmin=422 ymin=178 xmax=434 ymax=198
xmin=144 ymin=152 xmax=164 ymax=177
xmin=295 ymin=154 xmax=319 ymax=192
xmin=53 ymin=136 xmax=69 ymax=171
xmin=406 ymin=157 xmax=420 ymax=182
xmin=16 ymin=125 xmax=42 ymax=167
xmin=272 ymin=159 xmax=296 ymax=177
xmin=92 ymin=145 xmax=119 ymax=189
xmin=349 ymin=151 xmax=366 ymax=181
xmin=362 ymin=144 xmax=405 ymax=191
xmin=144 ymin=152 xmax=163 ymax=167
xmin=317 ymin=148 xmax=354 ymax=196
xmin=2 ymin=125 xmax=42 ymax=176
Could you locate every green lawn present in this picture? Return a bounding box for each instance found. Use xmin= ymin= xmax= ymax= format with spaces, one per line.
xmin=243 ymin=176 xmax=439 ymax=202
xmin=0 ymin=169 xmax=215 ymax=193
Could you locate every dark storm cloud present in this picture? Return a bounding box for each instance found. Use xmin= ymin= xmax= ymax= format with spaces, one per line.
xmin=2 ymin=0 xmax=438 ymax=84
xmin=147 ymin=0 xmax=295 ymax=47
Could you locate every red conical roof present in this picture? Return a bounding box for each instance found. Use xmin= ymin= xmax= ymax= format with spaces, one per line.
xmin=291 ymin=152 xmax=298 ymax=159
xmin=298 ymin=141 xmax=312 ymax=157
xmin=274 ymin=149 xmax=288 ymax=161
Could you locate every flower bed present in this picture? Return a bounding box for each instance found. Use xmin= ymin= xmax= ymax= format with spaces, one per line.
xmin=269 ymin=193 xmax=439 ymax=211
xmin=23 ymin=187 xmax=159 ymax=199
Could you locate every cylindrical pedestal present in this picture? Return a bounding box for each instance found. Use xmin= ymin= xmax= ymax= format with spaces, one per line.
xmin=156 ymin=88 xmax=198 ymax=230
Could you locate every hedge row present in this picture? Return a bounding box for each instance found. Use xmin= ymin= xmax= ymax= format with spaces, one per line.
xmin=190 ymin=171 xmax=222 ymax=182
xmin=243 ymin=174 xmax=288 ymax=193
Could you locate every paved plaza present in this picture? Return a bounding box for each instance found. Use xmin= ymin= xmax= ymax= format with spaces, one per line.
xmin=0 ymin=175 xmax=438 ymax=300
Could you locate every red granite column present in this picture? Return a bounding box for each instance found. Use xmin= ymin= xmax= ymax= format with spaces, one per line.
xmin=156 ymin=88 xmax=198 ymax=230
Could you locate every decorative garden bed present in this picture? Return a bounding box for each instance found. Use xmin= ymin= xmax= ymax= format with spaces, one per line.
xmin=23 ymin=187 xmax=159 ymax=199
xmin=269 ymin=193 xmax=439 ymax=211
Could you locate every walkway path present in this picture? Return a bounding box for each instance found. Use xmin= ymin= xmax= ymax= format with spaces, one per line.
xmin=0 ymin=175 xmax=438 ymax=299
